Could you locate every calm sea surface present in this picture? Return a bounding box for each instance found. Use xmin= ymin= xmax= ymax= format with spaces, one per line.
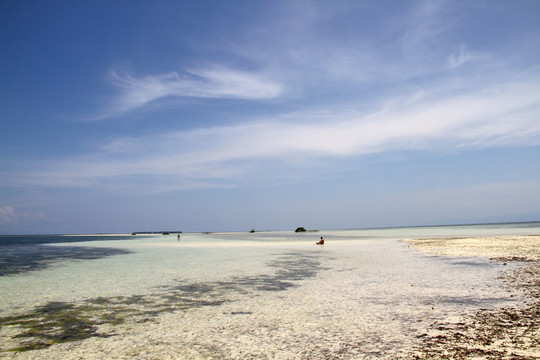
xmin=1 ymin=222 xmax=538 ymax=309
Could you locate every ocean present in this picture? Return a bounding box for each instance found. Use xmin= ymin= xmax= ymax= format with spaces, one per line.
xmin=0 ymin=222 xmax=539 ymax=358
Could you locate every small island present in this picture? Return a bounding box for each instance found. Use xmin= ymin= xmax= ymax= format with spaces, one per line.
xmin=294 ymin=226 xmax=319 ymax=232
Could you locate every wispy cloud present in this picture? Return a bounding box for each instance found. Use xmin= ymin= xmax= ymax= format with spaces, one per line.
xmin=448 ymin=45 xmax=475 ymax=68
xmin=231 ymin=1 xmax=477 ymax=91
xmin=0 ymin=206 xmax=16 ymax=224
xmin=91 ymin=66 xmax=282 ymax=120
xmin=10 ymin=75 xmax=540 ymax=193
xmin=0 ymin=205 xmax=58 ymax=225
xmin=6 ymin=1 xmax=539 ymax=193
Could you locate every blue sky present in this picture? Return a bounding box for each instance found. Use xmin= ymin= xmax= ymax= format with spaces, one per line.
xmin=1 ymin=1 xmax=540 ymax=234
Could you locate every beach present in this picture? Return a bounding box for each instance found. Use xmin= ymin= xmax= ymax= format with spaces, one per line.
xmin=405 ymin=235 xmax=540 ymax=359
xmin=0 ymin=225 xmax=539 ymax=359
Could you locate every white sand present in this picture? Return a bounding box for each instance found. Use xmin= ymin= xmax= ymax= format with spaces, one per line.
xmin=404 ymin=235 xmax=540 ymax=359
xmin=404 ymin=235 xmax=540 ymax=261
xmin=1 ymin=227 xmax=539 ymax=359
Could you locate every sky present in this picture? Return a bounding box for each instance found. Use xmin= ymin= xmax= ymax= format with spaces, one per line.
xmin=1 ymin=0 xmax=540 ymax=234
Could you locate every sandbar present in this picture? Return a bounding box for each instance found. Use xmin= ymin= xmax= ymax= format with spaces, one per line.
xmin=1 ymin=234 xmax=538 ymax=359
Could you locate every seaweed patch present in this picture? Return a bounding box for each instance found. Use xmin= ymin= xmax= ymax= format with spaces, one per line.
xmin=0 ymin=251 xmax=325 ymax=352
xmin=0 ymin=245 xmax=133 ymax=276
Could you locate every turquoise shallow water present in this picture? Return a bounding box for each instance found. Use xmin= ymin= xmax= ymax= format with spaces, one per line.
xmin=1 ymin=222 xmax=539 ymax=313
xmin=0 ymin=223 xmax=538 ymax=357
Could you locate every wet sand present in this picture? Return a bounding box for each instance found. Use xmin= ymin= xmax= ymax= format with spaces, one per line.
xmin=405 ymin=235 xmax=540 ymax=359
xmin=1 ymin=233 xmax=538 ymax=359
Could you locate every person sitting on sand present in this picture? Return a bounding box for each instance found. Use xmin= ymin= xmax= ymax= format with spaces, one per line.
xmin=316 ymin=237 xmax=325 ymax=245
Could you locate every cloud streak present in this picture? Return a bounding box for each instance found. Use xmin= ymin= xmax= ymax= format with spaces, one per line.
xmin=9 ymin=75 xmax=540 ymax=193
xmin=92 ymin=67 xmax=282 ymax=120
xmin=0 ymin=205 xmax=57 ymax=225
xmin=448 ymin=45 xmax=475 ymax=68
xmin=0 ymin=206 xmax=16 ymax=224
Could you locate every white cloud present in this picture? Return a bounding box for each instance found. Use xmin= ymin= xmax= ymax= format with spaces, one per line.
xmin=15 ymin=75 xmax=540 ymax=193
xmin=0 ymin=206 xmax=16 ymax=224
xmin=0 ymin=206 xmax=56 ymax=225
xmin=448 ymin=45 xmax=475 ymax=68
xmin=93 ymin=67 xmax=282 ymax=120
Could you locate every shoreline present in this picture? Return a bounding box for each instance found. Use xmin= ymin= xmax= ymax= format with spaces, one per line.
xmin=404 ymin=235 xmax=540 ymax=359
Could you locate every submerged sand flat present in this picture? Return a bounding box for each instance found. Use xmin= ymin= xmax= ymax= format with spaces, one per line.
xmin=0 ymin=229 xmax=539 ymax=359
xmin=405 ymin=235 xmax=540 ymax=359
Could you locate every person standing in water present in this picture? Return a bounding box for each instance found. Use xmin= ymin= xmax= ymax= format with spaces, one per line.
xmin=177 ymin=234 xmax=181 ymax=241
xmin=316 ymin=237 xmax=324 ymax=245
